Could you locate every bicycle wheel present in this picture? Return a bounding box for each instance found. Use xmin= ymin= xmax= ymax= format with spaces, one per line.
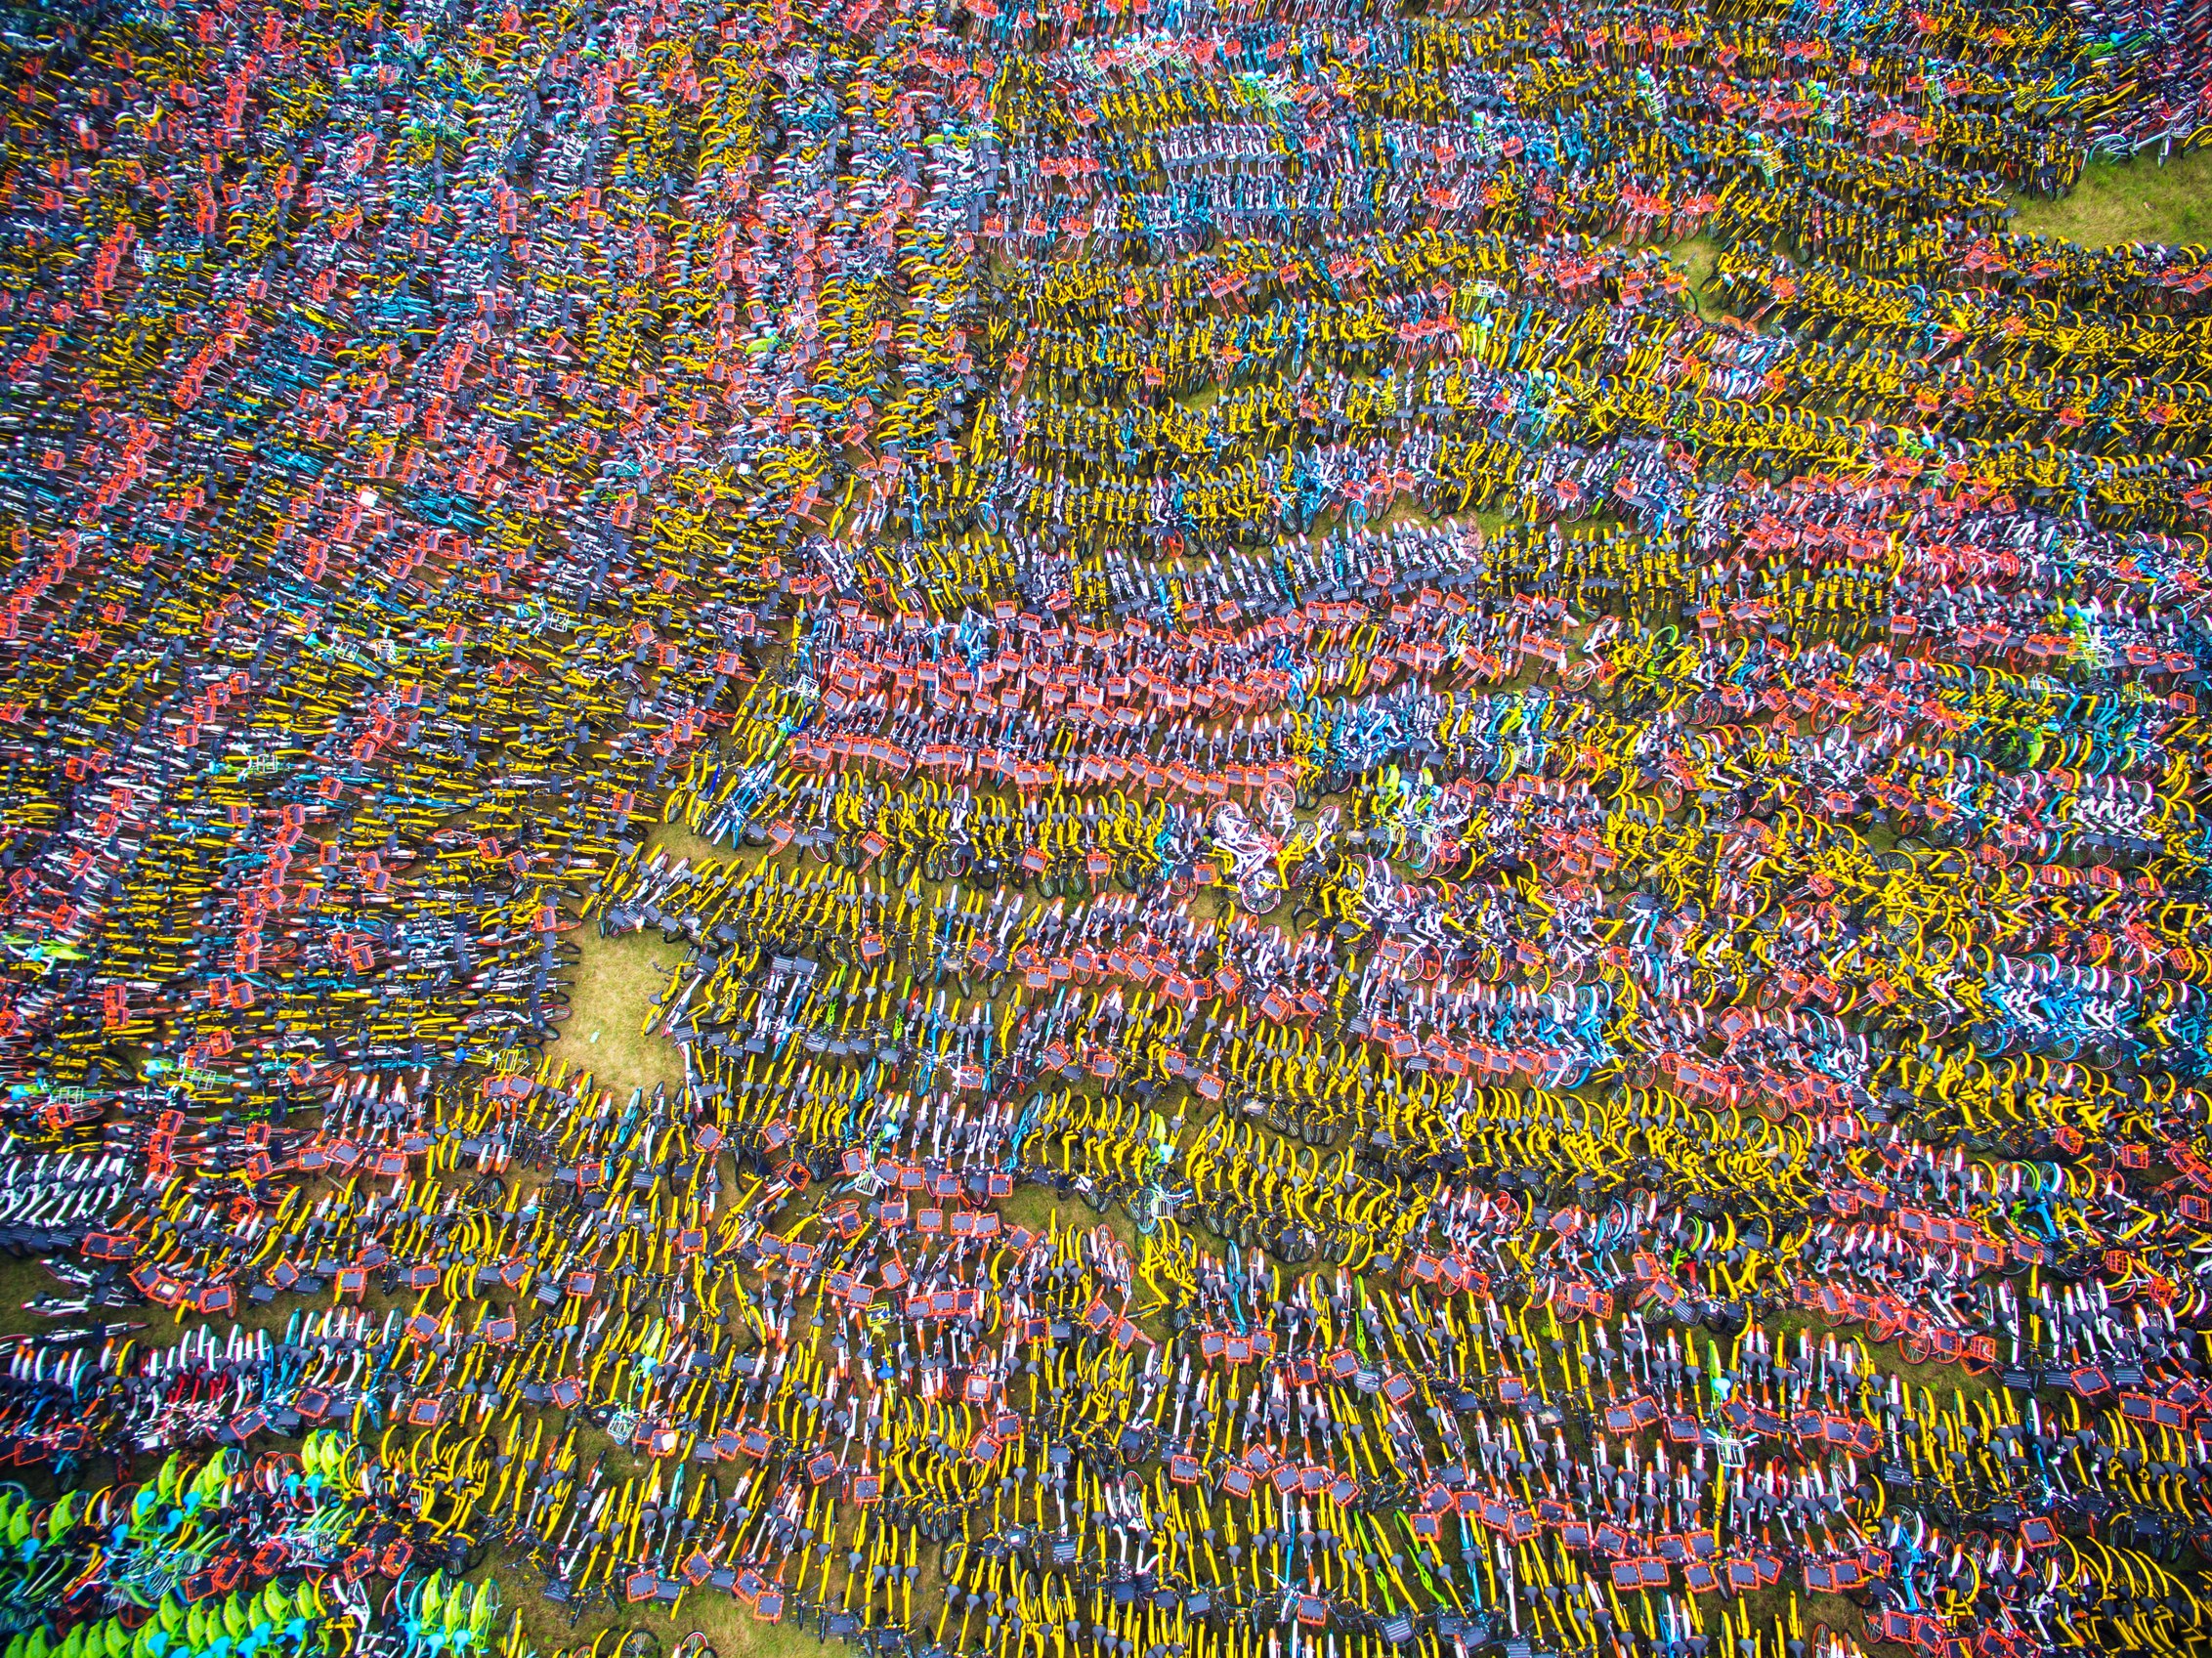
xmin=1237 ymin=874 xmax=1283 ymax=915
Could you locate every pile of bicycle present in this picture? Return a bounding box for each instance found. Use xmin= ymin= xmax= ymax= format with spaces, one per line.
xmin=7 ymin=0 xmax=2212 ymax=1652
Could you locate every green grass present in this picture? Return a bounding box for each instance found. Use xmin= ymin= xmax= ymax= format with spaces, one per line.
xmin=543 ymin=821 xmax=729 ymax=1103
xmin=544 ymin=924 xmax=687 ymax=1102
xmin=1669 ymin=234 xmax=1722 ymax=313
xmin=2012 ymin=145 xmax=2212 ymax=248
